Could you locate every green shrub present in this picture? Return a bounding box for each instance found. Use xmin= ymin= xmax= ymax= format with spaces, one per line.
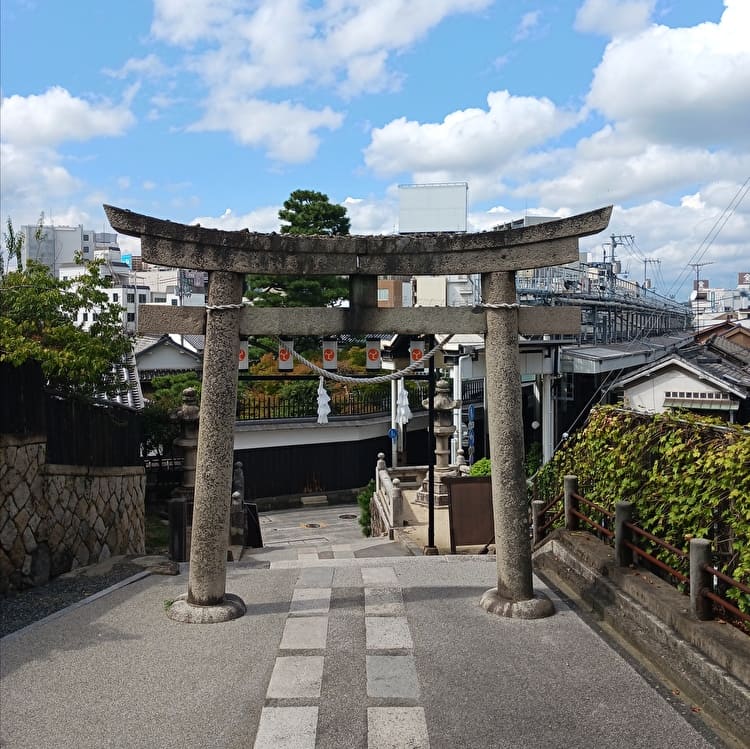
xmin=356 ymin=479 xmax=375 ymax=536
xmin=468 ymin=458 xmax=491 ymax=477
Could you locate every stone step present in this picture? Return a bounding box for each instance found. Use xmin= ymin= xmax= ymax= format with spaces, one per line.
xmin=300 ymin=495 xmax=328 ymax=506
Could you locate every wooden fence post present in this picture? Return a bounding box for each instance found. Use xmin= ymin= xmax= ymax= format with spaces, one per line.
xmin=615 ymin=501 xmax=634 ymax=567
xmin=689 ymin=538 xmax=713 ymax=621
xmin=532 ymin=500 xmax=545 ymax=545
xmin=564 ymin=475 xmax=579 ymax=532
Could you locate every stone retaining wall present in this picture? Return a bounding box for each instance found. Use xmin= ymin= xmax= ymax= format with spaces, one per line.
xmin=0 ymin=434 xmax=145 ymax=593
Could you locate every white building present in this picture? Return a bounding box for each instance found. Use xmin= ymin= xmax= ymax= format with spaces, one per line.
xmin=690 ymin=272 xmax=750 ymax=328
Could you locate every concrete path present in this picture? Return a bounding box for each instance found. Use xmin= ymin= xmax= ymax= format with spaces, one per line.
xmin=0 ymin=506 xmax=726 ymax=748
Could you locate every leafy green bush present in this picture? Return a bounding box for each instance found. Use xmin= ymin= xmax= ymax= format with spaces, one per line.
xmin=357 ymin=479 xmax=375 ymax=536
xmin=534 ymin=406 xmax=750 ymax=614
xmin=468 ymin=458 xmax=491 ymax=476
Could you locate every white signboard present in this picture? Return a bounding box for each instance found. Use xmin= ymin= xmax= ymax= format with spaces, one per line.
xmin=398 ymin=183 xmax=468 ymax=233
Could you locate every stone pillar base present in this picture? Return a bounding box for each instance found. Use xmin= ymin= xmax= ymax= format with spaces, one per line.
xmin=166 ymin=592 xmax=246 ymax=624
xmin=479 ymin=588 xmax=555 ymax=619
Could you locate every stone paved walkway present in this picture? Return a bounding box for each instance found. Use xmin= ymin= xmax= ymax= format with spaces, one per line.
xmin=0 ymin=506 xmax=728 ymax=749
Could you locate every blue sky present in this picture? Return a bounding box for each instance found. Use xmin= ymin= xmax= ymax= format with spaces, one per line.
xmin=2 ymin=0 xmax=748 ymax=299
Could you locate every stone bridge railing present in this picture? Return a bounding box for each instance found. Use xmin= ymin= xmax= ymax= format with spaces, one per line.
xmin=370 ymin=453 xmax=428 ymax=538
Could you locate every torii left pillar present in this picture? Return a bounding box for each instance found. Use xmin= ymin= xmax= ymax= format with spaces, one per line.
xmin=167 ymin=271 xmax=247 ymax=623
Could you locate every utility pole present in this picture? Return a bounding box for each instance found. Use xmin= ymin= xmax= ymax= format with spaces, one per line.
xmin=643 ymin=258 xmax=660 ymax=288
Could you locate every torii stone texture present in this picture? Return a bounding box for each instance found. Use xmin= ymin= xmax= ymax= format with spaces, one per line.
xmin=105 ymin=203 xmax=610 ymax=623
xmin=479 ymin=272 xmax=553 ymax=618
xmin=166 ymin=270 xmax=246 ymax=623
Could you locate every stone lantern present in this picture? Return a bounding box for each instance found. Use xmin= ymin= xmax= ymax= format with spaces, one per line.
xmin=415 ymin=379 xmax=461 ymax=507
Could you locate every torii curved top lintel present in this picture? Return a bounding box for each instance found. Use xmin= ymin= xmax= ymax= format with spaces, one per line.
xmin=103 ymin=204 xmax=611 ymax=276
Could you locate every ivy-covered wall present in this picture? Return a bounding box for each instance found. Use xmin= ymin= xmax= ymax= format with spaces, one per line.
xmin=535 ymin=406 xmax=750 ymax=614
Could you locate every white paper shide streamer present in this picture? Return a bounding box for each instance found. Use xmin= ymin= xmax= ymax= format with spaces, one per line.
xmin=396 ymin=385 xmax=412 ymax=426
xmin=317 ymin=376 xmax=331 ymax=424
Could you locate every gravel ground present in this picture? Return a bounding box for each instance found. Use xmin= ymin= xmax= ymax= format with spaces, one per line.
xmin=0 ymin=560 xmax=146 ymax=638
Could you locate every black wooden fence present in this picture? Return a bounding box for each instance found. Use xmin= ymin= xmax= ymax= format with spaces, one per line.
xmin=1 ymin=361 xmax=142 ymax=467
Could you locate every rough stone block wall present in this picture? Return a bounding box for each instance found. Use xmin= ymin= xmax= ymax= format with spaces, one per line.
xmin=0 ymin=435 xmax=145 ymax=593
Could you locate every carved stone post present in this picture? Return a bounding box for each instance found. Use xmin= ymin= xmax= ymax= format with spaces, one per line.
xmin=415 ymin=379 xmax=459 ymax=507
xmin=174 ymin=387 xmax=199 ymax=499
xmin=479 ymin=271 xmax=553 ymax=619
xmin=167 ymin=271 xmax=246 ymax=623
xmin=229 ymin=462 xmax=245 ymax=546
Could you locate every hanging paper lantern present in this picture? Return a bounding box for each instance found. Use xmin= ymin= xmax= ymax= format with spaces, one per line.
xmin=278 ymin=338 xmax=294 ymax=371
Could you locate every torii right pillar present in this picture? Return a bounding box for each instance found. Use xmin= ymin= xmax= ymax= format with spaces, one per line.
xmin=480 ymin=270 xmax=555 ymax=618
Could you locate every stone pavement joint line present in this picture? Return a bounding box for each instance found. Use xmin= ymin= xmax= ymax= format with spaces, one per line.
xmin=253 ymin=563 xmax=429 ymax=749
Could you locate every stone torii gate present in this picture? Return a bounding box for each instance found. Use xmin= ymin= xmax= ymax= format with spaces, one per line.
xmin=105 ymin=203 xmax=611 ymax=623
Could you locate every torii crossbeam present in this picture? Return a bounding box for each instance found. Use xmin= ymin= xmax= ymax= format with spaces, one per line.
xmin=106 ymin=204 xmax=611 ymax=622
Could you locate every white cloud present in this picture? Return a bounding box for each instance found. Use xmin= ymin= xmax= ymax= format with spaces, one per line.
xmin=575 ymin=0 xmax=655 ymax=36
xmin=587 ymin=0 xmax=750 ymax=145
xmin=149 ymin=0 xmax=493 ymax=160
xmin=343 ymin=195 xmax=399 ymax=235
xmin=514 ymin=10 xmax=542 ymax=41
xmin=151 ymin=0 xmax=243 ymax=45
xmin=364 ymin=90 xmax=576 ymax=183
xmin=188 ymin=97 xmax=344 ymax=163
xmin=0 ymin=87 xmax=135 ymax=230
xmin=513 ymin=126 xmax=750 ymax=212
xmin=191 ymin=205 xmax=281 ymax=232
xmin=103 ymin=54 xmax=169 ymax=80
xmin=0 ymin=87 xmax=135 ymax=147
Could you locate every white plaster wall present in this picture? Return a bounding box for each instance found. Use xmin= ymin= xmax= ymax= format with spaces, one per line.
xmin=138 ymin=344 xmax=200 ymax=371
xmin=624 ymin=369 xmax=719 ymax=413
xmin=234 ymin=412 xmax=429 ymax=451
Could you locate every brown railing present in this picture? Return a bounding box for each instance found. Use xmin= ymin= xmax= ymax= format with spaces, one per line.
xmin=622 ymin=521 xmax=688 ymax=584
xmin=570 ymin=491 xmax=614 ymax=539
xmin=532 ymin=475 xmax=749 ymax=631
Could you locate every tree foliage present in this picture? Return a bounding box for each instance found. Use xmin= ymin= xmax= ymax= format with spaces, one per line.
xmin=0 ymin=257 xmax=131 ymax=396
xmin=141 ymin=372 xmax=201 ymax=458
xmin=279 ymin=188 xmax=351 ymax=236
xmin=245 ymin=189 xmax=350 ymax=310
xmin=534 ymin=406 xmax=750 ymax=614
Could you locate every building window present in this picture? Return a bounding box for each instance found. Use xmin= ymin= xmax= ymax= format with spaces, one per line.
xmin=127 ymin=313 xmax=135 ymax=322
xmin=112 ymin=293 xmax=119 ymax=302
xmin=127 ymin=293 xmax=135 ymax=303
xmin=377 ymin=289 xmax=390 ymax=302
xmin=171 ymin=299 xmax=178 ymax=306
xmin=153 ymin=295 xmax=166 ymax=303
xmin=93 ymin=313 xmax=98 ymax=321
xmin=82 ymin=312 xmax=88 ymax=322
xmin=83 ymin=234 xmax=89 ymax=241
xmin=138 ymin=293 xmax=147 ymax=303
xmin=83 ymin=246 xmax=90 ymax=253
